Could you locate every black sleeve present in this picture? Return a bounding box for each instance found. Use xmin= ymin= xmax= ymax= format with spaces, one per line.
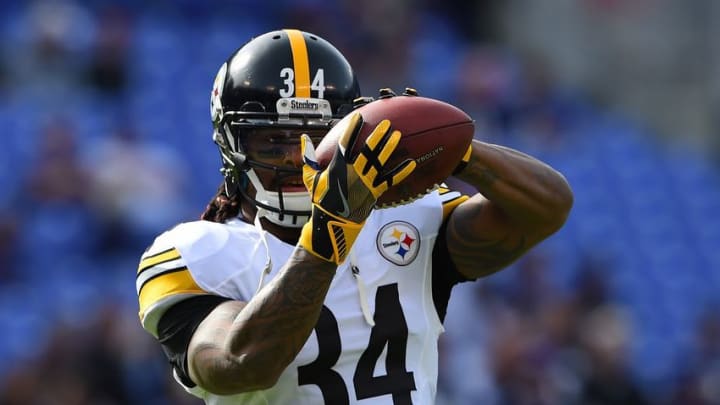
xmin=432 ymin=220 xmax=472 ymax=323
xmin=156 ymin=295 xmax=232 ymax=387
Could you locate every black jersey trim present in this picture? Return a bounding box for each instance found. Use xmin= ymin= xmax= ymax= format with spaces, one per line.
xmin=431 ymin=220 xmax=471 ymax=323
xmin=156 ymin=294 xmax=232 ymax=388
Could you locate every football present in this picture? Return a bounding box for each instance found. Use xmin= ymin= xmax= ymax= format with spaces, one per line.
xmin=315 ymin=92 xmax=474 ymax=207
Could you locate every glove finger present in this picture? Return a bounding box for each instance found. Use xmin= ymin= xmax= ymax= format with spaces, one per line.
xmin=301 ymin=134 xmax=319 ymax=168
xmin=301 ymin=134 xmax=319 ymax=191
xmin=385 ymin=159 xmax=417 ymax=188
xmin=364 ymin=119 xmax=391 ymax=151
xmin=353 ymin=151 xmax=370 ymax=178
xmin=338 ymin=112 xmax=363 ymax=155
xmin=353 ymin=120 xmax=393 ymax=178
xmin=376 ymin=129 xmax=401 ymax=165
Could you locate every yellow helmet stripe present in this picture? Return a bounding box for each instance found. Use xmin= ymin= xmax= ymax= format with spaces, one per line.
xmin=137 ymin=247 xmax=181 ymax=274
xmin=285 ymin=29 xmax=311 ymax=98
xmin=138 ymin=267 xmax=204 ymax=319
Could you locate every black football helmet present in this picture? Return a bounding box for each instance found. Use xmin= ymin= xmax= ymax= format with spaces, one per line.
xmin=211 ymin=29 xmax=361 ymax=227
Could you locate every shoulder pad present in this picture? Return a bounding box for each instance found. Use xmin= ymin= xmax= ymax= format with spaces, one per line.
xmin=137 ymin=221 xmax=231 ymax=337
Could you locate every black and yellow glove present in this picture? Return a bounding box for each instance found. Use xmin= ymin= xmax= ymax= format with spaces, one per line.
xmin=299 ymin=113 xmax=416 ymax=264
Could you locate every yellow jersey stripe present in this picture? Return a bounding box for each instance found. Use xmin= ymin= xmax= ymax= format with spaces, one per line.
xmin=285 ymin=29 xmax=311 ymax=97
xmin=442 ymin=194 xmax=469 ymax=219
xmin=439 ymin=187 xmax=469 ymax=219
xmin=138 ymin=267 xmax=204 ymax=319
xmin=138 ymin=248 xmax=181 ymax=274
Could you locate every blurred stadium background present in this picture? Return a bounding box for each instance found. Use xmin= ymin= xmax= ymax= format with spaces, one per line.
xmin=1 ymin=1 xmax=719 ymax=404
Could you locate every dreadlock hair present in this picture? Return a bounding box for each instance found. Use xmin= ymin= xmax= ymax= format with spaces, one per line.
xmin=201 ymin=182 xmax=242 ymax=223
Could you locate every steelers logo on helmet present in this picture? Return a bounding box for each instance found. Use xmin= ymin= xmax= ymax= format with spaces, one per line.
xmin=210 ymin=62 xmax=227 ymax=125
xmin=376 ymin=221 xmax=421 ymax=266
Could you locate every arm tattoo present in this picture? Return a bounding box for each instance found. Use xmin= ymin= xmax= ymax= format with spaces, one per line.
xmin=461 ymin=153 xmax=499 ymax=190
xmin=189 ymin=249 xmax=336 ymax=393
xmin=225 ymin=249 xmax=335 ymax=377
xmin=445 ymin=141 xmax=572 ymax=279
xmin=478 ymin=167 xmax=499 ymax=187
xmin=446 ymin=203 xmax=529 ymax=278
xmin=480 ymin=144 xmax=569 ymax=201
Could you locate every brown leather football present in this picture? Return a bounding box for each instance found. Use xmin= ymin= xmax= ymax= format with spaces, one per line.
xmin=315 ymin=93 xmax=474 ymax=207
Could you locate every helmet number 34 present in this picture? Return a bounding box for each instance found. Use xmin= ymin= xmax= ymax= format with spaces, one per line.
xmin=280 ymin=67 xmax=326 ymax=99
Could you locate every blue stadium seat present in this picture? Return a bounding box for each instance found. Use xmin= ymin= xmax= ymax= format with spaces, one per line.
xmin=0 ymin=284 xmax=53 ymax=368
xmin=17 ymin=203 xmax=100 ymax=278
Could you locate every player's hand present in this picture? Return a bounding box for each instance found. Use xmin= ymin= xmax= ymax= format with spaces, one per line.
xmin=299 ymin=113 xmax=416 ymax=264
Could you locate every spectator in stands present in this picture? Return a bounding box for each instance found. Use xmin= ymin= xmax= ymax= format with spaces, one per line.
xmin=25 ymin=116 xmax=91 ymax=205
xmin=0 ymin=215 xmax=20 ymax=283
xmin=86 ymin=121 xmax=191 ymax=253
xmin=577 ymin=305 xmax=649 ymax=404
xmin=18 ymin=115 xmax=101 ymax=271
xmin=4 ymin=0 xmax=94 ymax=103
xmin=85 ymin=5 xmax=132 ymax=95
xmin=670 ymin=307 xmax=720 ymax=404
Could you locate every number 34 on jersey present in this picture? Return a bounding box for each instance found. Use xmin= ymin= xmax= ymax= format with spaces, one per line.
xmin=299 ymin=283 xmax=417 ymax=405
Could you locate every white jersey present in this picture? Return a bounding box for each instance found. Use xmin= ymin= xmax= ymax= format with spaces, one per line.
xmin=137 ymin=189 xmax=467 ymax=405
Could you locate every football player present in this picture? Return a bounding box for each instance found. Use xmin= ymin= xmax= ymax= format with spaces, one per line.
xmin=136 ymin=29 xmax=573 ymax=404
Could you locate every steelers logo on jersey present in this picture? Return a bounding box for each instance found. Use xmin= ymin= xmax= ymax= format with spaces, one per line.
xmin=376 ymin=221 xmax=421 ymax=266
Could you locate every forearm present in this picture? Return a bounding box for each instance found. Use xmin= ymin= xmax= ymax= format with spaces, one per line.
xmin=190 ymin=247 xmax=336 ymax=394
xmin=226 ymin=247 xmax=335 ymax=377
xmin=455 ymin=140 xmax=573 ymax=230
